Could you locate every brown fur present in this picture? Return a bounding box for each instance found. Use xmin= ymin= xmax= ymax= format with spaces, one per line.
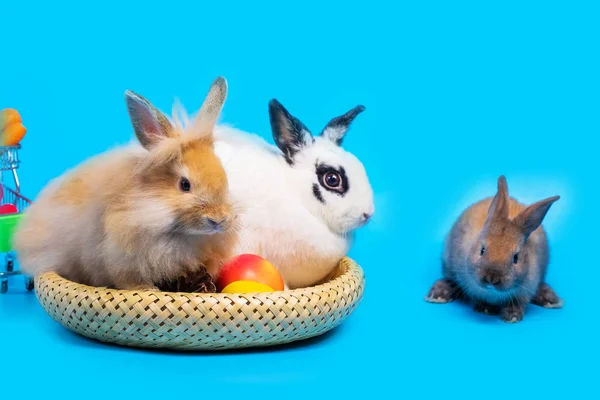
xmin=51 ymin=175 xmax=93 ymax=207
xmin=425 ymin=175 xmax=562 ymax=323
xmin=13 ymin=77 xmax=238 ymax=290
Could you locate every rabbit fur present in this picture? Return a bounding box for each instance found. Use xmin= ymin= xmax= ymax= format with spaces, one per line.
xmin=212 ymin=99 xmax=375 ymax=289
xmin=12 ymin=77 xmax=239 ymax=291
xmin=425 ymin=175 xmax=563 ymax=323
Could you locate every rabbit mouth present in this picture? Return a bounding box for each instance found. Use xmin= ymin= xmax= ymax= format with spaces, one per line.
xmin=480 ymin=283 xmax=510 ymax=293
xmin=204 ymin=225 xmax=225 ymax=234
xmin=167 ymin=220 xmax=225 ymax=236
xmin=186 ymin=226 xmax=224 ymax=235
xmin=358 ymin=213 xmax=372 ymax=226
xmin=476 ymin=276 xmax=513 ymax=292
xmin=470 ymin=282 xmax=516 ymax=304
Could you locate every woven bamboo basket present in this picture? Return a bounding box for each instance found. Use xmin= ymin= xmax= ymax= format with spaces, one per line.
xmin=34 ymin=257 xmax=365 ymax=351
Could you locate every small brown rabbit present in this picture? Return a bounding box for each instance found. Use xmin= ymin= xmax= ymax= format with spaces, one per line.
xmin=13 ymin=77 xmax=239 ymax=291
xmin=425 ymin=175 xmax=562 ymax=323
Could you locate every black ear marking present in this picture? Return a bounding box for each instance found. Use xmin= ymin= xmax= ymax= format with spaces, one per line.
xmin=268 ymin=99 xmax=314 ymax=165
xmin=320 ymin=105 xmax=365 ymax=146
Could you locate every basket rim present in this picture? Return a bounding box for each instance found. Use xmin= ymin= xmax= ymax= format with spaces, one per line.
xmin=35 ymin=256 xmax=363 ymax=300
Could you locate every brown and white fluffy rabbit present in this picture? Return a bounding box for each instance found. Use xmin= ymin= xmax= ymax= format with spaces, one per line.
xmin=425 ymin=175 xmax=562 ymax=323
xmin=13 ymin=77 xmax=238 ymax=291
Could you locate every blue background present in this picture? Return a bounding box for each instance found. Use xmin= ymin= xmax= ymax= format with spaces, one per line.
xmin=1 ymin=1 xmax=598 ymax=398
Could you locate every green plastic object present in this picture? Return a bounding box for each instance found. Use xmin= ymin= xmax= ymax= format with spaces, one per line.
xmin=0 ymin=212 xmax=23 ymax=253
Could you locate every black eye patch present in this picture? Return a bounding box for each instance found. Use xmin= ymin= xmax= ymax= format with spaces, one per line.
xmin=312 ymin=183 xmax=325 ymax=204
xmin=315 ymin=163 xmax=349 ymax=196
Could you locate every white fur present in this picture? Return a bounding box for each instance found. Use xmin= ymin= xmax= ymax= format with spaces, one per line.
xmin=212 ymin=124 xmax=374 ymax=289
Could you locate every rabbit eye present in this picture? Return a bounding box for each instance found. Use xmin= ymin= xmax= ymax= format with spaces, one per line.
xmin=513 ymin=253 xmax=519 ymax=264
xmin=179 ymin=177 xmax=191 ymax=192
xmin=315 ymin=163 xmax=348 ymax=196
xmin=323 ymin=172 xmax=342 ymax=189
xmin=480 ymin=246 xmax=486 ymax=256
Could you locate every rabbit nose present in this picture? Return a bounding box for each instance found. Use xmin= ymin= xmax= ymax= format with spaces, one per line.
xmin=361 ymin=213 xmax=372 ymax=222
xmin=482 ymin=273 xmax=502 ymax=288
xmin=207 ymin=218 xmax=225 ymax=229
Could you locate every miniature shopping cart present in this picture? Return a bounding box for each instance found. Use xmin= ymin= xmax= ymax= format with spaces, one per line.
xmin=0 ymin=144 xmax=34 ymax=294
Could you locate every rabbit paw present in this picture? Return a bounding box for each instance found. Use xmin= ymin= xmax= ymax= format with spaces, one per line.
xmin=501 ymin=303 xmax=525 ymax=323
xmin=532 ymin=283 xmax=564 ymax=309
xmin=425 ymin=278 xmax=460 ymax=303
xmin=473 ymin=301 xmax=501 ymax=315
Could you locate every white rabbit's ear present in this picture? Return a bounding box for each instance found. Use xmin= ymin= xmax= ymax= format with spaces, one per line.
xmin=125 ymin=90 xmax=174 ymax=150
xmin=269 ymin=99 xmax=314 ymax=164
xmin=320 ymin=105 xmax=366 ymax=146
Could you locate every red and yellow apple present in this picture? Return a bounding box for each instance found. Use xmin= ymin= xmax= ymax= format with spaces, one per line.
xmin=216 ymin=254 xmax=285 ymax=292
xmin=221 ymin=280 xmax=276 ymax=294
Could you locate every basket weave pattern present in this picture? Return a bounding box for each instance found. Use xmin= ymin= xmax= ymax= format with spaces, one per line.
xmin=34 ymin=257 xmax=365 ymax=351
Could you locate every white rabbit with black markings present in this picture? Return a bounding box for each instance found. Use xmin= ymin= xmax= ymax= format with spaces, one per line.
xmin=213 ymin=99 xmax=375 ymax=290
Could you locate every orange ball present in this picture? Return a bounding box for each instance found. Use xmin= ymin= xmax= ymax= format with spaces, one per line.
xmin=216 ymin=254 xmax=285 ymax=292
xmin=1 ymin=123 xmax=26 ymax=146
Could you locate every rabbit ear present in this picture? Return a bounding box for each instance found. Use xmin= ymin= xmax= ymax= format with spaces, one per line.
xmin=485 ymin=175 xmax=510 ymax=224
xmin=514 ymin=195 xmax=560 ymax=237
xmin=125 ymin=90 xmax=173 ymax=150
xmin=269 ymin=99 xmax=314 ymax=164
xmin=194 ymin=76 xmax=228 ymax=135
xmin=320 ymin=105 xmax=365 ymax=146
